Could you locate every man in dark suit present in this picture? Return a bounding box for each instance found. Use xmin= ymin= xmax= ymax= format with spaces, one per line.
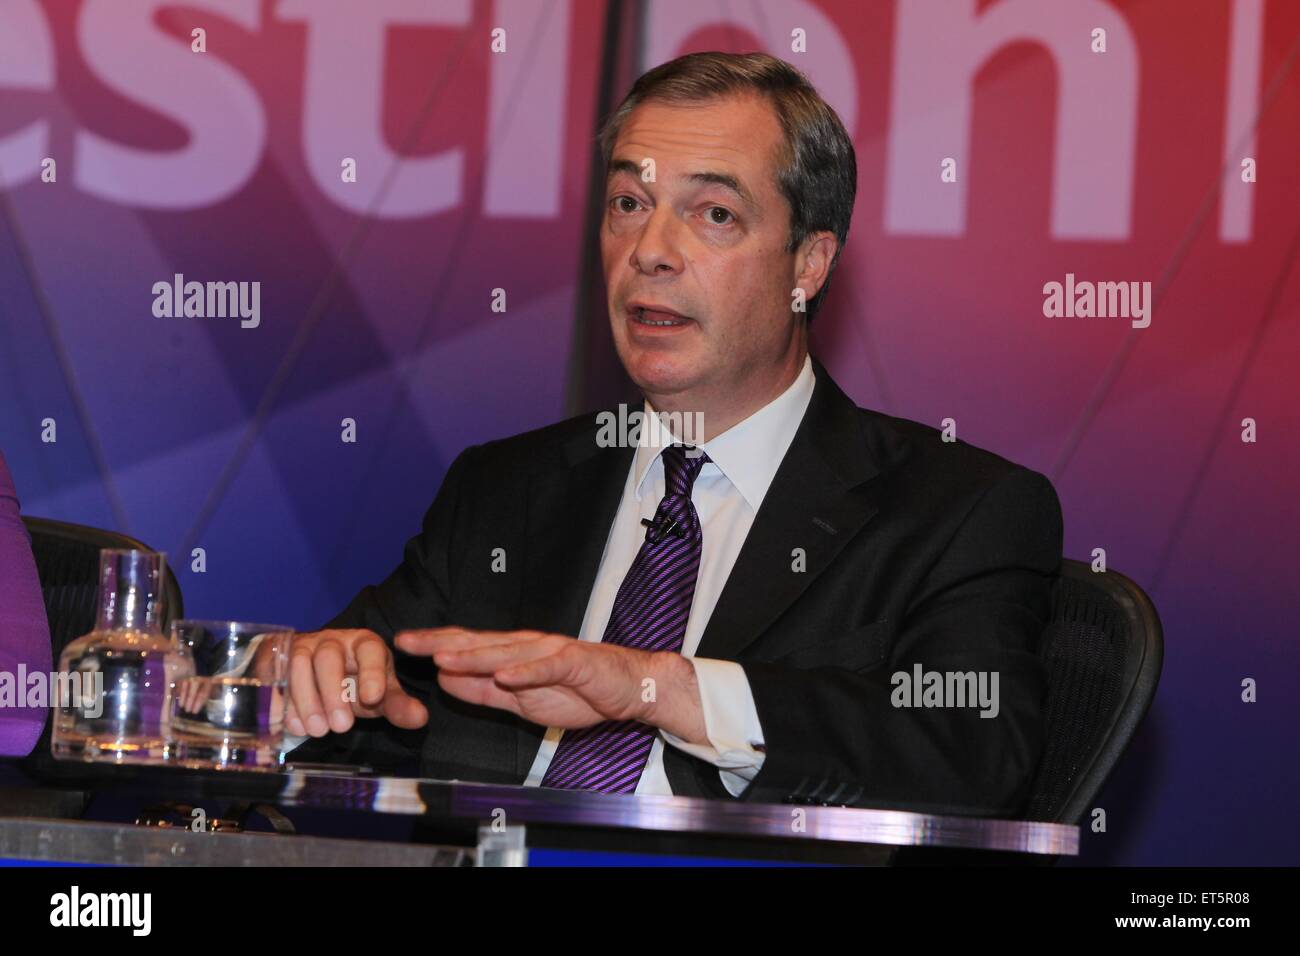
xmin=286 ymin=52 xmax=1062 ymax=816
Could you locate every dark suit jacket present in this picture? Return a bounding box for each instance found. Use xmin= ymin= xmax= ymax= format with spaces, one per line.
xmin=300 ymin=358 xmax=1063 ymax=817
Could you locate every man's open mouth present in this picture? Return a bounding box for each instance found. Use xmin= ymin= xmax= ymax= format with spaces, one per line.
xmin=629 ymin=305 xmax=692 ymax=327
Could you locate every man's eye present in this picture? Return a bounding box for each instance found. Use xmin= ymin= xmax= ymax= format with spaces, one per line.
xmin=706 ymin=206 xmax=734 ymax=225
xmin=611 ymin=196 xmax=641 ymax=214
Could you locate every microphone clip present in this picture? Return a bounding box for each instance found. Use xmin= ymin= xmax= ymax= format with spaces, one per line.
xmin=641 ymin=515 xmax=685 ymax=544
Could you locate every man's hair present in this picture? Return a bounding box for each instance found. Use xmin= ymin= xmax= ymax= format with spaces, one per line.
xmin=599 ymin=51 xmax=857 ymax=320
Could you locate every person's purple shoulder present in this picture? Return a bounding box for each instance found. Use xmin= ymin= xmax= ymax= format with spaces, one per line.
xmin=0 ymin=452 xmax=52 ymax=757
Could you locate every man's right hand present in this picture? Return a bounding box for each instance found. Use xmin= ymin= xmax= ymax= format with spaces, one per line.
xmin=286 ymin=629 xmax=429 ymax=737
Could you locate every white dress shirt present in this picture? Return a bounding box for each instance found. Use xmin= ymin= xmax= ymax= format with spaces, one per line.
xmin=523 ymin=354 xmax=817 ymax=796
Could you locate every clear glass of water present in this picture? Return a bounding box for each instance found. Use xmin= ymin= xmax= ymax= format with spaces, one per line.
xmin=168 ymin=620 xmax=293 ymax=772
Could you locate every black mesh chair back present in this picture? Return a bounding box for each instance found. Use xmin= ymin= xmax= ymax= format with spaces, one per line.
xmin=1025 ymin=559 xmax=1162 ymax=824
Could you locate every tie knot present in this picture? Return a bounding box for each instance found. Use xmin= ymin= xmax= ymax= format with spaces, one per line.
xmin=661 ymin=444 xmax=709 ymax=498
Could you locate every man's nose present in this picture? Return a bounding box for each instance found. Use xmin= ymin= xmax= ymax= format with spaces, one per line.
xmin=630 ymin=206 xmax=683 ymax=275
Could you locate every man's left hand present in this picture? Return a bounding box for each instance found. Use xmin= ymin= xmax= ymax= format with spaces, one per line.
xmin=394 ymin=628 xmax=706 ymax=745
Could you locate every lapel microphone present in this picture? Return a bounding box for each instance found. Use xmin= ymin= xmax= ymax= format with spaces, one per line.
xmin=641 ymin=515 xmax=685 ymax=544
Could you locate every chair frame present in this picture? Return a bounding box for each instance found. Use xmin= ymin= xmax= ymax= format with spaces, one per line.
xmin=1043 ymin=559 xmax=1163 ymax=825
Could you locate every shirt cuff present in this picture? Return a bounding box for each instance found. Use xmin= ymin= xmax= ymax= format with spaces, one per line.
xmin=660 ymin=657 xmax=767 ymax=797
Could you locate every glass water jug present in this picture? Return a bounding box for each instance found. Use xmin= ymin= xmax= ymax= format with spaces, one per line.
xmin=51 ymin=549 xmax=194 ymax=764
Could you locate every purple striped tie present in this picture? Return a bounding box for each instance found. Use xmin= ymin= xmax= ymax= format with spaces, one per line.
xmin=541 ymin=444 xmax=709 ymax=793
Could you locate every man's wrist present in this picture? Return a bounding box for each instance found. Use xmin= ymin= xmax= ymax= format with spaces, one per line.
xmin=635 ymin=651 xmax=706 ymax=744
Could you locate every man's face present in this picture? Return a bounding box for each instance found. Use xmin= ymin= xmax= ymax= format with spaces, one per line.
xmin=601 ymin=94 xmax=817 ymax=410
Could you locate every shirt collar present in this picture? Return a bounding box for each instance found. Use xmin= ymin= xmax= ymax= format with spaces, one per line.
xmin=633 ymin=354 xmax=816 ymax=510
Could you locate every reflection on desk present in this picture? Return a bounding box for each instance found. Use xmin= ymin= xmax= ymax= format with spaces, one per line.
xmin=1 ymin=759 xmax=1077 ymax=866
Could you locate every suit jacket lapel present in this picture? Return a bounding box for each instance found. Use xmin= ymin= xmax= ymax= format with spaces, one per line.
xmin=517 ymin=426 xmax=633 ymax=637
xmin=694 ymin=359 xmax=889 ymax=662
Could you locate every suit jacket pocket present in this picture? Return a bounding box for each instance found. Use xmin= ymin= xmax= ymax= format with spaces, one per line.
xmin=764 ymin=619 xmax=892 ymax=672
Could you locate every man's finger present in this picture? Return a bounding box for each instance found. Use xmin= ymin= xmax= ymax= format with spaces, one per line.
xmin=435 ymin=671 xmax=522 ymax=715
xmin=381 ymin=674 xmax=429 ymax=729
xmin=289 ymin=642 xmax=329 ymax=736
xmin=434 ymin=639 xmax=561 ymax=676
xmin=353 ymin=635 xmax=390 ymax=708
xmin=312 ymin=639 xmax=352 ymax=733
xmin=491 ymin=651 xmax=576 ymax=689
xmin=395 ymin=627 xmax=540 ymax=657
xmin=285 ymin=700 xmax=305 ymax=737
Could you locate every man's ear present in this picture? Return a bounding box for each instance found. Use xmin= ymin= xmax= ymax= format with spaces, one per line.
xmin=794 ymin=231 xmax=839 ymax=307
